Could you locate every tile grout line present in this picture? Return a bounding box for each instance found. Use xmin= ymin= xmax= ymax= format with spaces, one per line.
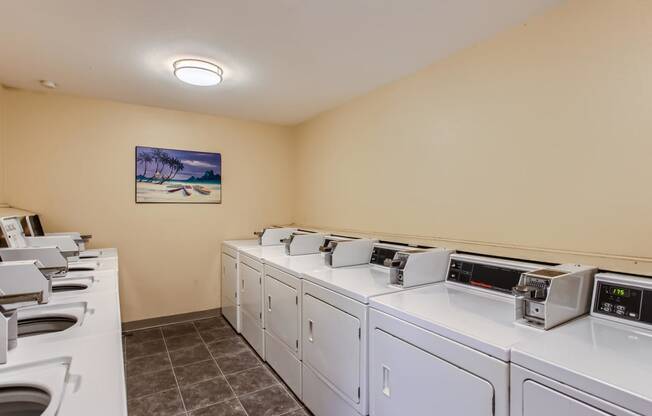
xmin=161 ymin=327 xmax=190 ymax=415
xmin=194 ymin=320 xmax=253 ymax=416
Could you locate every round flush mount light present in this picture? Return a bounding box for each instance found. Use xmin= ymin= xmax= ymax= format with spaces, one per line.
xmin=173 ymin=59 xmax=223 ymax=86
xmin=39 ymin=80 xmax=57 ymax=89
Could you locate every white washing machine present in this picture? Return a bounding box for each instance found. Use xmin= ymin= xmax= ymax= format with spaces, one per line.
xmin=511 ymin=272 xmax=652 ymax=416
xmin=367 ymin=254 xmax=555 ymax=416
xmin=300 ymin=243 xmax=452 ymax=416
xmin=262 ymin=235 xmax=356 ymax=399
xmin=220 ymin=227 xmax=297 ymax=334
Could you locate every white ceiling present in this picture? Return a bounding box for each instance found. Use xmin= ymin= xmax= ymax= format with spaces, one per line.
xmin=0 ymin=0 xmax=563 ymax=125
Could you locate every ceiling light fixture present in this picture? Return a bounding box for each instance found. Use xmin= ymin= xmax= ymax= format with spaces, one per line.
xmin=39 ymin=80 xmax=57 ymax=89
xmin=173 ymin=59 xmax=223 ymax=86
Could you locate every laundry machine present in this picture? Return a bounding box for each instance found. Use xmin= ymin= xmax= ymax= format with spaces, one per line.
xmin=511 ymin=272 xmax=652 ymax=416
xmin=300 ymin=242 xmax=453 ymax=416
xmin=367 ymin=253 xmax=596 ymax=416
xmin=238 ymin=231 xmax=336 ymax=358
xmin=262 ymin=235 xmax=367 ymax=398
xmin=221 ymin=226 xmax=297 ymax=333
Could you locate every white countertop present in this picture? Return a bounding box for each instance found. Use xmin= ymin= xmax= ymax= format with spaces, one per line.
xmin=369 ymin=283 xmax=540 ymax=361
xmin=51 ymin=269 xmax=119 ymax=299
xmin=16 ymin=290 xmax=122 ymax=347
xmin=2 ymin=332 xmax=126 ymax=416
xmin=1 ymin=250 xmax=125 ymax=415
xmin=302 ymin=264 xmax=403 ymax=304
xmin=512 ymin=316 xmax=652 ymax=415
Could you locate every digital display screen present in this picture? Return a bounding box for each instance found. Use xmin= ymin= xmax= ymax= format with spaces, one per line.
xmin=605 ymin=286 xmax=630 ymax=298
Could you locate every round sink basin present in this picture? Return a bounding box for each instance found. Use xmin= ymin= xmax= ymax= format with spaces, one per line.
xmin=17 ymin=316 xmax=78 ymax=338
xmin=52 ymin=284 xmax=88 ymax=293
xmin=0 ymin=386 xmax=50 ymax=415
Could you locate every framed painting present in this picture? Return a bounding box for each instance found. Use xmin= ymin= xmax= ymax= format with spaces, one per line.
xmin=135 ymin=146 xmax=222 ymax=204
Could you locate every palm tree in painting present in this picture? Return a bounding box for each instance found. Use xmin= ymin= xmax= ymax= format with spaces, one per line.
xmin=136 ymin=151 xmax=153 ymax=182
xmin=146 ymin=148 xmax=166 ymax=182
xmin=138 ymin=148 xmax=186 ymax=184
xmin=158 ymin=157 xmax=184 ymax=184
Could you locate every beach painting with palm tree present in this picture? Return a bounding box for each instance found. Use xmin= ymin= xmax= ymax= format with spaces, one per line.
xmin=135 ymin=146 xmax=221 ymax=203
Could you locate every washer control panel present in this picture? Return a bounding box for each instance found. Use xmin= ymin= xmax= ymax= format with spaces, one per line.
xmin=594 ymin=282 xmax=652 ymax=323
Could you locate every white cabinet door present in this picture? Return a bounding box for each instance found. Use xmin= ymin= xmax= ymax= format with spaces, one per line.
xmin=302 ymin=294 xmax=360 ymax=404
xmin=240 ymin=261 xmax=262 ymax=325
xmin=265 ymin=275 xmax=299 ymax=354
xmin=523 ymin=381 xmax=611 ymax=416
xmin=370 ymin=329 xmax=494 ymax=416
xmin=221 ymin=253 xmax=237 ymax=303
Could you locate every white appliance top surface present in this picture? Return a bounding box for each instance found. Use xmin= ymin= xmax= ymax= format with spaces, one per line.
xmin=239 ymin=245 xmax=286 ymax=261
xmin=5 ymin=332 xmax=126 ymax=416
xmin=264 ymin=253 xmax=329 ymax=277
xmin=512 ymin=316 xmax=652 ymax=414
xmin=302 ymin=265 xmax=403 ymax=304
xmin=223 ymin=239 xmax=260 ymax=250
xmin=370 ymin=283 xmax=540 ymax=361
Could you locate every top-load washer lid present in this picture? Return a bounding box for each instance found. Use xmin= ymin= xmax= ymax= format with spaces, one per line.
xmin=302 ymin=265 xmax=405 ymax=304
xmin=222 ymin=239 xmax=261 ymax=251
xmin=511 ymin=317 xmax=652 ymax=415
xmin=238 ymin=245 xmax=287 ymax=262
xmin=511 ymin=272 xmax=652 ymax=415
xmin=263 ymin=253 xmax=330 ymax=278
xmin=369 ymin=283 xmax=541 ymax=361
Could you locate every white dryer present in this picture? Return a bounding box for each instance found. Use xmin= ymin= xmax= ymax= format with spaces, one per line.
xmin=367 ymin=254 xmax=595 ymax=416
xmin=511 ymin=272 xmax=652 ymax=416
xmin=237 ymin=231 xmax=337 ymax=359
xmin=262 ymin=235 xmax=355 ymax=399
xmin=300 ymin=243 xmax=452 ymax=416
xmin=220 ymin=226 xmax=297 ymax=334
xmin=221 ymin=239 xmax=261 ymax=333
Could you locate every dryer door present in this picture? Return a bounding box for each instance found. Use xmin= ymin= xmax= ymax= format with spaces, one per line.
xmin=370 ymin=329 xmax=494 ymax=416
xmin=303 ymin=293 xmax=361 ymax=404
xmin=240 ymin=261 xmax=263 ymax=324
xmin=221 ymin=253 xmax=237 ymax=304
xmin=221 ymin=252 xmax=239 ymax=331
xmin=523 ymin=381 xmax=614 ymax=416
xmin=265 ymin=274 xmax=299 ymax=354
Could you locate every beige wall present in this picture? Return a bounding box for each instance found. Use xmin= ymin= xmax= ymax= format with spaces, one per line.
xmin=3 ymin=0 xmax=652 ymax=324
xmin=294 ymin=0 xmax=652 ymax=274
xmin=2 ymin=89 xmax=295 ymax=322
xmin=0 ymin=86 xmax=5 ymax=204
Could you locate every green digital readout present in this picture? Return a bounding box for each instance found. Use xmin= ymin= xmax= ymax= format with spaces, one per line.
xmin=610 ymin=287 xmax=628 ymax=297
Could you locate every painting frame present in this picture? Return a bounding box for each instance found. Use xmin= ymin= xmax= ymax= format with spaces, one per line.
xmin=135 ymin=146 xmax=222 ymax=204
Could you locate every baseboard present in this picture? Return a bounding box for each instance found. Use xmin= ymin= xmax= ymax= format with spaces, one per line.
xmin=122 ymin=307 xmax=221 ymax=332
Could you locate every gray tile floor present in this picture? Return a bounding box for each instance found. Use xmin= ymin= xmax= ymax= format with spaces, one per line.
xmin=123 ymin=316 xmax=310 ymax=416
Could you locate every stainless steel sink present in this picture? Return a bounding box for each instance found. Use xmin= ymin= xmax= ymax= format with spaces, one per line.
xmin=17 ymin=316 xmax=78 ymax=337
xmin=0 ymin=386 xmax=50 ymax=415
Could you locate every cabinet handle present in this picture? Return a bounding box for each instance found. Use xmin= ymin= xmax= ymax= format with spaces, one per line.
xmin=308 ymin=320 xmax=314 ymax=342
xmin=382 ymin=365 xmax=391 ymax=397
xmin=241 ymin=279 xmax=245 ymax=290
xmin=268 ymin=295 xmax=272 ymax=312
